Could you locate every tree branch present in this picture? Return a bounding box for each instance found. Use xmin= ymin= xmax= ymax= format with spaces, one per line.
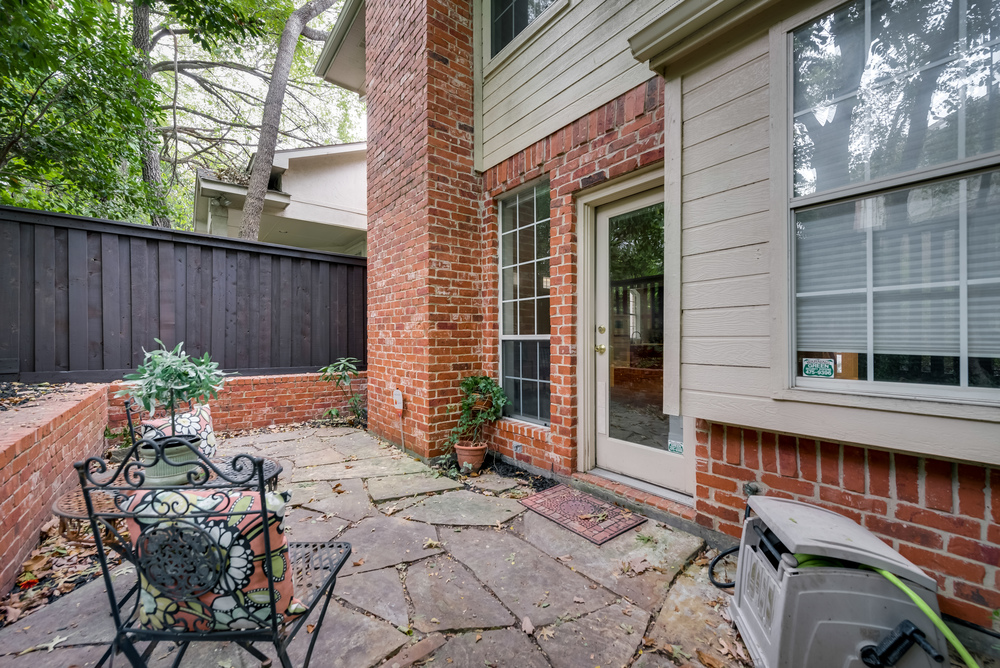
xmin=301 ymin=26 xmax=329 ymax=41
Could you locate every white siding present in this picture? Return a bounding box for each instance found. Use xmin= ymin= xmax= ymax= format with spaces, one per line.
xmin=478 ymin=0 xmax=672 ymax=169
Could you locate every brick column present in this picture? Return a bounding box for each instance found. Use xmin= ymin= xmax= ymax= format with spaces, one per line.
xmin=366 ymin=0 xmax=481 ymax=457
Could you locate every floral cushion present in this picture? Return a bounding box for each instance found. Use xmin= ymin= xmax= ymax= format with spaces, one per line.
xmin=124 ymin=488 xmax=307 ymax=632
xmin=140 ymin=404 xmax=217 ymax=457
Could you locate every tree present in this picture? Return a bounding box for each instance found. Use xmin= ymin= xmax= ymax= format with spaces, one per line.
xmin=0 ymin=0 xmax=160 ymax=220
xmin=239 ymin=0 xmax=340 ymax=240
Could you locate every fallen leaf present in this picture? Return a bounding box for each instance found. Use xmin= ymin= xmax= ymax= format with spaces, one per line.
xmin=537 ymin=627 xmax=554 ymax=640
xmin=573 ymin=597 xmax=585 ymax=604
xmin=475 ymin=633 xmax=482 ymax=643
xmin=697 ymin=650 xmax=725 ymax=668
xmin=431 ymin=617 xmax=440 ymax=624
xmin=352 ymin=559 xmax=365 ymax=567
xmin=555 ymin=555 xmax=573 ymax=563
xmin=306 ymin=624 xmax=315 ymax=634
xmin=17 ymin=635 xmax=68 ymax=655
xmin=522 ymin=617 xmax=534 ymax=635
xmin=423 ymin=539 xmax=442 ymax=549
xmin=218 ymin=660 xmax=233 ymax=668
xmin=642 ymin=637 xmax=656 ymax=648
xmin=332 ymin=483 xmax=346 ymax=495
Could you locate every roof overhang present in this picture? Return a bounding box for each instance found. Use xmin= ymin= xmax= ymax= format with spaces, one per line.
xmin=629 ymin=0 xmax=780 ymax=73
xmin=313 ymin=0 xmax=366 ymax=95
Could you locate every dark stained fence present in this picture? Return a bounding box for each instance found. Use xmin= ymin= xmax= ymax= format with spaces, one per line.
xmin=0 ymin=206 xmax=366 ymax=382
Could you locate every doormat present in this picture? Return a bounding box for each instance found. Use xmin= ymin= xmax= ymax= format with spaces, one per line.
xmin=519 ymin=484 xmax=646 ymax=545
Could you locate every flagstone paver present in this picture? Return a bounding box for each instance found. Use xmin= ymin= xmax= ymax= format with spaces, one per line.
xmin=301 ymin=477 xmax=374 ymax=522
xmin=280 ymin=600 xmax=409 ymax=668
xmin=6 ymin=644 xmax=110 ymax=667
xmin=445 ymin=528 xmax=616 ymax=626
xmin=326 ymin=431 xmax=395 ymax=459
xmin=287 ymin=480 xmax=348 ymax=507
xmin=515 ymin=511 xmax=703 ymax=611
xmin=337 ymin=515 xmax=443 ymax=576
xmin=335 ymin=567 xmax=409 ymax=628
xmin=383 ymin=633 xmax=446 ymax=668
xmin=254 ymin=429 xmax=313 ymax=444
xmin=406 ymin=555 xmax=514 ymax=632
xmin=259 ymin=437 xmax=330 ymax=457
xmin=290 ymin=456 xmax=429 ymax=482
xmin=402 ymin=490 xmax=526 ymax=526
xmin=291 ymin=457 xmax=430 ymax=482
xmin=283 ymin=509 xmax=348 ymax=542
xmin=536 ymin=601 xmax=650 ymax=668
xmin=367 ymin=472 xmax=462 ymax=502
xmin=0 ymin=570 xmax=135 ymax=656
xmin=313 ymin=426 xmax=357 ymax=438
xmin=294 ymin=447 xmax=348 ymax=468
xmin=428 ymin=629 xmax=551 ymax=668
xmin=468 ymin=473 xmax=522 ymax=493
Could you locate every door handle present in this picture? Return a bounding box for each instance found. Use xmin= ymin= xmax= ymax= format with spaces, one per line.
xmin=595 ymin=344 xmax=606 ymax=354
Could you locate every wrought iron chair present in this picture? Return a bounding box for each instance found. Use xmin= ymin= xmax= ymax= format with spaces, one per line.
xmin=76 ymin=434 xmax=351 ymax=668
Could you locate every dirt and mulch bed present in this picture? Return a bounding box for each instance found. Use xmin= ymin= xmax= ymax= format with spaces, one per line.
xmin=0 ymin=381 xmax=75 ymax=412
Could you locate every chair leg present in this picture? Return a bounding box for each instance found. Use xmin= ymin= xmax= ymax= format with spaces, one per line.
xmin=302 ymin=585 xmax=337 ymax=668
xmin=168 ymin=641 xmax=190 ymax=668
xmin=236 ymin=641 xmax=272 ymax=667
xmin=116 ymin=633 xmax=148 ymax=668
xmin=274 ymin=641 xmax=294 ymax=668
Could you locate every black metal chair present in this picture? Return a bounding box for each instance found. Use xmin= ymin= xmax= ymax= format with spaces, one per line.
xmin=76 ymin=434 xmax=351 ymax=668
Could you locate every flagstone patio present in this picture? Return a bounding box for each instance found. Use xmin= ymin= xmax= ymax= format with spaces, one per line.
xmin=0 ymin=427 xmax=750 ymax=668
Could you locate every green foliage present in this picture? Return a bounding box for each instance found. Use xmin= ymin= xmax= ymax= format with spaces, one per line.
xmin=158 ymin=0 xmax=268 ymax=50
xmin=445 ymin=376 xmax=508 ymax=447
xmin=115 ymin=339 xmax=230 ymax=415
xmin=320 ymin=356 xmax=366 ymax=423
xmin=0 ymin=0 xmax=163 ymax=220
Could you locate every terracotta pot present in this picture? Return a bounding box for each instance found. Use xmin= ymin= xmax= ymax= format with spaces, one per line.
xmin=471 ymin=396 xmax=493 ymax=412
xmin=454 ymin=441 xmax=488 ymax=474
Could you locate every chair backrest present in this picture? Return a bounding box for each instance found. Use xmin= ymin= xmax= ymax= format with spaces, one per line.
xmin=76 ymin=436 xmax=285 ymax=637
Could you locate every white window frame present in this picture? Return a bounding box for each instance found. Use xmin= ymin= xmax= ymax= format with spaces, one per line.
xmin=769 ymin=0 xmax=1000 ymax=419
xmin=498 ymin=179 xmax=552 ymax=426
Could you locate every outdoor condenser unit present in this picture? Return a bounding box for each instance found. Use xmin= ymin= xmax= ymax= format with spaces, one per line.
xmin=731 ymin=497 xmax=948 ymax=668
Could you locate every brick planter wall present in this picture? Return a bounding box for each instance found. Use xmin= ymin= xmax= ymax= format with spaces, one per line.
xmin=107 ymin=373 xmax=365 ymax=432
xmin=693 ymin=419 xmax=1000 ymax=628
xmin=481 ymin=77 xmax=665 ymax=475
xmin=0 ymin=385 xmax=108 ymax=595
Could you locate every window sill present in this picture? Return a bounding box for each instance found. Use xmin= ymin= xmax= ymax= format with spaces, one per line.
xmin=496 ymin=417 xmax=551 ymax=436
xmin=771 ymin=385 xmax=1000 ymax=424
xmin=484 ymin=0 xmax=570 ymax=80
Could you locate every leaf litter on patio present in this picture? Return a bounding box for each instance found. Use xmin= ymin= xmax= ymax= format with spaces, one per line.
xmin=0 ymin=517 xmax=123 ymax=627
xmin=0 ymin=381 xmax=74 ymax=411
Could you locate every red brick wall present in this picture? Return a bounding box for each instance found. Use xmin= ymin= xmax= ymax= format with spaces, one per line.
xmin=481 ymin=77 xmax=665 ymax=476
xmin=107 ymin=373 xmax=364 ymax=432
xmin=693 ymin=419 xmax=1000 ymax=628
xmin=0 ymin=385 xmax=108 ymax=595
xmin=366 ymin=0 xmax=482 ymax=457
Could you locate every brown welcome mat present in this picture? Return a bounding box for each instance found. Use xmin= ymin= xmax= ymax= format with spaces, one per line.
xmin=519 ymin=484 xmax=646 ymax=545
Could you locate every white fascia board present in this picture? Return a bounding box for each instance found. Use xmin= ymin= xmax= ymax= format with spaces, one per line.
xmin=629 ymin=0 xmax=778 ymax=69
xmin=312 ymin=0 xmax=366 ymax=94
xmin=272 ymin=141 xmax=367 ymax=169
xmin=195 ymin=175 xmax=292 ymax=209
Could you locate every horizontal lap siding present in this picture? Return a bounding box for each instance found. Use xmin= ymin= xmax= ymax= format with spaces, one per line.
xmin=480 ymin=0 xmax=663 ymax=167
xmin=0 ymin=207 xmax=366 ymax=381
xmin=680 ymin=36 xmax=772 ymax=396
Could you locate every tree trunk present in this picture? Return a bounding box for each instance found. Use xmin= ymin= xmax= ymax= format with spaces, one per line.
xmin=133 ymin=1 xmax=172 ymax=228
xmin=239 ymin=0 xmax=338 ymax=240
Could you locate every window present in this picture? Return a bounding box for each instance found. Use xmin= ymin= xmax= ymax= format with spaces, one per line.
xmin=790 ymin=0 xmax=1000 ymax=398
xmin=491 ymin=0 xmax=556 ymax=57
xmin=500 ymin=183 xmax=551 ymax=423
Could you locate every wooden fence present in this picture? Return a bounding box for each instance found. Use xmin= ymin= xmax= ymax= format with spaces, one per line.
xmin=0 ymin=206 xmax=367 ymax=382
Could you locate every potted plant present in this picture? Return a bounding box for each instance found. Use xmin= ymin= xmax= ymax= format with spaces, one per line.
xmin=445 ymin=375 xmax=508 ymax=474
xmin=115 ymin=340 xmax=229 ymax=484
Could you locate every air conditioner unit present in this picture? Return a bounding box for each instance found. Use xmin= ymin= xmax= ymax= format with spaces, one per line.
xmin=731 ymin=497 xmax=947 ymax=668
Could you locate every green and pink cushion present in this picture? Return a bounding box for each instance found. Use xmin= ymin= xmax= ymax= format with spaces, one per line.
xmin=124 ymin=488 xmax=306 ymax=632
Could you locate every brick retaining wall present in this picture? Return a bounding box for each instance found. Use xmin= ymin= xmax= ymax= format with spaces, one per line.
xmin=107 ymin=373 xmax=365 ymax=432
xmin=0 ymin=385 xmax=108 ymax=595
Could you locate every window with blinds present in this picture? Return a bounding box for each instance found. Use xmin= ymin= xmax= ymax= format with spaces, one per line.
xmin=499 ymin=183 xmax=551 ymax=423
xmin=791 ymin=0 xmax=1000 ymax=393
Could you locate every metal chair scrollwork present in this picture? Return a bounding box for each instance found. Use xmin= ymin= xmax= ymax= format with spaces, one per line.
xmin=76 ymin=434 xmax=351 ymax=668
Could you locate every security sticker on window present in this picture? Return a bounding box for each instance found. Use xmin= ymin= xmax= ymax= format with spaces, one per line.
xmin=802 ymin=357 xmax=835 ymax=378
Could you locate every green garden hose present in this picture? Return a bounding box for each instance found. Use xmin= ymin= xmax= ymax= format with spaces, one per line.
xmin=863 ymin=565 xmax=979 ymax=668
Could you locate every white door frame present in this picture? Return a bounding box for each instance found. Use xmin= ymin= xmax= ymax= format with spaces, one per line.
xmin=576 ymin=165 xmax=680 ymax=475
